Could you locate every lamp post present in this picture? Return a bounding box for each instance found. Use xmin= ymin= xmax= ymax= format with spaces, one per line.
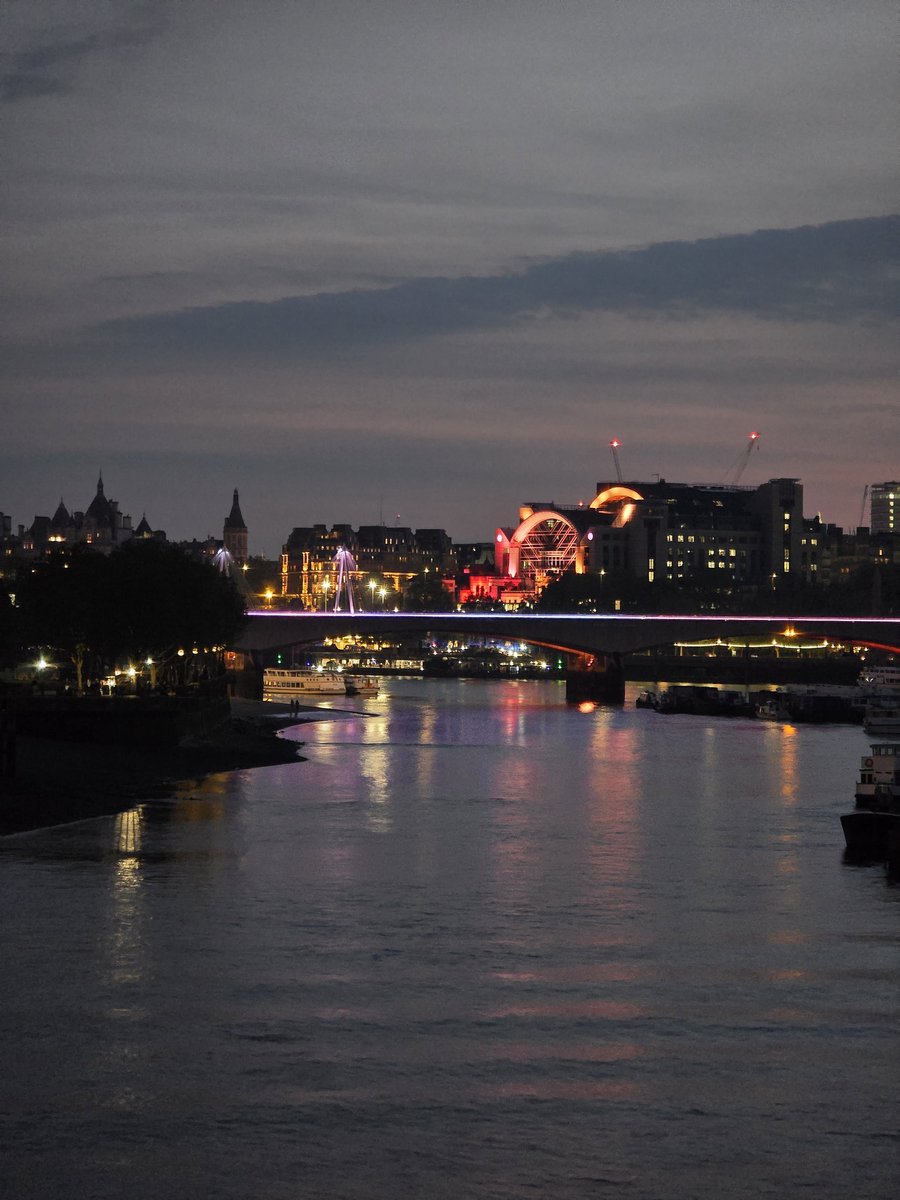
xmin=321 ymin=578 xmax=331 ymax=611
xmin=368 ymin=580 xmax=377 ymax=611
xmin=378 ymin=586 xmax=387 ymax=610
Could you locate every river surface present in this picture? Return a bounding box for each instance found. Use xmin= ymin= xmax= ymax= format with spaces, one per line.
xmin=1 ymin=679 xmax=897 ymax=1199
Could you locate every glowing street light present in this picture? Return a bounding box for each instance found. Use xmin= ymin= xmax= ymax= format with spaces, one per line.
xmin=321 ymin=578 xmax=331 ymax=611
xmin=368 ymin=580 xmax=377 ymax=610
xmin=378 ymin=586 xmax=387 ymax=609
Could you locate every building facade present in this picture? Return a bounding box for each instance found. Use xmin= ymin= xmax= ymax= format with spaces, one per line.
xmin=870 ymin=482 xmax=899 ymax=535
xmin=490 ymin=477 xmax=821 ymax=605
xmin=280 ymin=524 xmax=456 ymax=608
xmin=16 ymin=474 xmax=136 ymax=557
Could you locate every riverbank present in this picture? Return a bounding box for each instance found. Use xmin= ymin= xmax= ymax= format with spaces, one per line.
xmin=0 ymin=701 xmax=330 ymax=837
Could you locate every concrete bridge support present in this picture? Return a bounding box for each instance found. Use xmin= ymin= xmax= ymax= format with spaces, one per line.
xmin=565 ymin=652 xmax=625 ymax=705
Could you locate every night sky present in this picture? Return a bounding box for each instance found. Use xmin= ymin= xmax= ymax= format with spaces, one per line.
xmin=3 ymin=1 xmax=897 ymax=555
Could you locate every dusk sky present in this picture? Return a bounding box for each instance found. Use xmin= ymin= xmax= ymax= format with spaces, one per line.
xmin=3 ymin=1 xmax=897 ymax=555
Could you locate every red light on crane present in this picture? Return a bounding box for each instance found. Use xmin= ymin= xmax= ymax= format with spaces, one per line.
xmin=609 ymin=438 xmax=623 ymax=484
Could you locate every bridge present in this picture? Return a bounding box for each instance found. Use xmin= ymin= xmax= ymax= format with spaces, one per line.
xmin=236 ymin=611 xmax=900 ymax=659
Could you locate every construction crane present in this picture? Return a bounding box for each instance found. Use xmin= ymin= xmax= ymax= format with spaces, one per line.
xmin=609 ymin=439 xmax=623 ymax=485
xmin=721 ymin=431 xmax=760 ymax=485
xmin=858 ymin=484 xmax=869 ymax=529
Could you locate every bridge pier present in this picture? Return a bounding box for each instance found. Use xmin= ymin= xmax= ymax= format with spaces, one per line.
xmin=565 ymin=652 xmax=625 ymax=705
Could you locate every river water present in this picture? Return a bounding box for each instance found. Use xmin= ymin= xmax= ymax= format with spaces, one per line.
xmin=1 ymin=679 xmax=897 ymax=1200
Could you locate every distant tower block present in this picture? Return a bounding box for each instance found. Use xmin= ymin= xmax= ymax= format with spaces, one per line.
xmin=224 ymin=488 xmax=248 ymax=563
xmin=870 ymin=482 xmax=899 ymax=535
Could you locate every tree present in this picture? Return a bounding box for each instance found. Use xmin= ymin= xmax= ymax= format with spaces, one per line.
xmin=402 ymin=571 xmax=450 ymax=611
xmin=15 ymin=550 xmax=114 ymax=691
xmin=15 ymin=542 xmax=245 ymax=691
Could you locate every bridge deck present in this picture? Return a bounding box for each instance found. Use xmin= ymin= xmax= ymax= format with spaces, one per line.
xmin=236 ymin=612 xmax=900 ymax=657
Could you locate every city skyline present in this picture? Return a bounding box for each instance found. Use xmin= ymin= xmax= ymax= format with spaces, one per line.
xmin=5 ymin=465 xmax=897 ymax=566
xmin=3 ymin=2 xmax=897 ymax=550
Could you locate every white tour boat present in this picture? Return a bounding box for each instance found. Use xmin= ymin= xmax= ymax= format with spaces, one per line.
xmin=263 ymin=667 xmax=346 ymax=695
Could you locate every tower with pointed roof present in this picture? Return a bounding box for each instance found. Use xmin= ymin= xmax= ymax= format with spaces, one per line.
xmin=80 ymin=472 xmax=131 ymax=549
xmin=50 ymin=499 xmax=72 ymax=542
xmin=223 ymin=488 xmax=248 ymax=564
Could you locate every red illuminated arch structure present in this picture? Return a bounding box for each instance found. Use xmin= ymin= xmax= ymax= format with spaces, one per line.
xmin=589 ymin=485 xmax=644 ymax=527
xmin=493 ymin=486 xmax=646 ymax=597
xmin=498 ymin=510 xmax=583 ymax=585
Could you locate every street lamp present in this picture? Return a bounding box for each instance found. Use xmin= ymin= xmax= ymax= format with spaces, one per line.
xmin=368 ymin=579 xmax=377 ymax=610
xmin=321 ymin=578 xmax=331 ymax=611
xmin=378 ymin=586 xmax=387 ymax=609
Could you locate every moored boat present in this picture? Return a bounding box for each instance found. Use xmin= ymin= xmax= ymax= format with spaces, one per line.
xmin=840 ymin=741 xmax=900 ymax=858
xmin=263 ymin=667 xmax=346 ymax=695
xmin=344 ymin=674 xmax=380 ymax=696
xmin=755 ymin=693 xmax=791 ymax=722
xmin=863 ymin=702 xmax=900 ymax=737
xmin=857 ymin=664 xmax=900 ymax=691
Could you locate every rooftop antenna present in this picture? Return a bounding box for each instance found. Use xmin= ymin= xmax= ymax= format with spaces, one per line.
xmin=609 ymin=439 xmax=623 ymax=485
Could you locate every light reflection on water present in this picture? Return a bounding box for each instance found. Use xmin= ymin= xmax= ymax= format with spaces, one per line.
xmin=0 ymin=678 xmax=897 ymax=1200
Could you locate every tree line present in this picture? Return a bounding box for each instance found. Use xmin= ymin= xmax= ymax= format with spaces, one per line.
xmin=2 ymin=541 xmax=245 ymax=692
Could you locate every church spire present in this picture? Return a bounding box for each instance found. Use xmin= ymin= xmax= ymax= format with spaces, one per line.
xmin=224 ymin=488 xmax=246 ymax=531
xmin=223 ymin=488 xmax=248 ymax=564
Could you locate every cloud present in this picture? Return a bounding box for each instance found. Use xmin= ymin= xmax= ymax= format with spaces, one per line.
xmin=96 ymin=215 xmax=898 ymax=362
xmin=0 ymin=4 xmax=167 ymax=103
